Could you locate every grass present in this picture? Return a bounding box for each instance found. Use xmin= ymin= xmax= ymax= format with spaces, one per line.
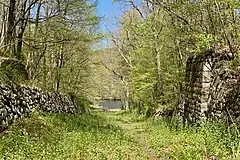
xmin=145 ymin=119 xmax=240 ymax=160
xmin=0 ymin=111 xmax=240 ymax=160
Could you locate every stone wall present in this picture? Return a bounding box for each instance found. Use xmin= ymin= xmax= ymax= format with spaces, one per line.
xmin=0 ymin=84 xmax=82 ymax=131
xmin=183 ymin=47 xmax=239 ymax=124
xmin=184 ymin=55 xmax=205 ymax=123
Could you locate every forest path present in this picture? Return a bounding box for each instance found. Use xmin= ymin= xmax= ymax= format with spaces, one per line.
xmin=1 ymin=110 xmax=220 ymax=159
xmin=1 ymin=110 xmax=161 ymax=160
xmin=103 ymin=111 xmax=159 ymax=160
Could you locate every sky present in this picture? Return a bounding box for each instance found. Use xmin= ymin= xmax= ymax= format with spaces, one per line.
xmin=95 ymin=0 xmax=124 ymax=48
xmin=96 ymin=0 xmax=123 ymax=33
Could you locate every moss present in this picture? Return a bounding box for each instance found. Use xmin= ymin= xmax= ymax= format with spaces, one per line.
xmin=0 ymin=58 xmax=28 ymax=83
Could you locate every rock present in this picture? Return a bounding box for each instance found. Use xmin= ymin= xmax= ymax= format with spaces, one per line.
xmin=0 ymin=83 xmax=82 ymax=131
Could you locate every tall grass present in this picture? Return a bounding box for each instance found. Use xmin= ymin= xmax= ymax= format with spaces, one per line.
xmin=144 ymin=117 xmax=240 ymax=160
xmin=106 ymin=111 xmax=240 ymax=160
xmin=1 ymin=111 xmax=240 ymax=159
xmin=0 ymin=111 xmax=147 ymax=160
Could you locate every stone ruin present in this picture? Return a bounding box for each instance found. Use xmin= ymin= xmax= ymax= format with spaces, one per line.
xmin=183 ymin=46 xmax=240 ymax=124
xmin=0 ymin=84 xmax=83 ymax=132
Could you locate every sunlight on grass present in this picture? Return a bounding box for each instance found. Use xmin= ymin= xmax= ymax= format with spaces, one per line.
xmin=0 ymin=111 xmax=147 ymax=160
xmin=0 ymin=111 xmax=240 ymax=160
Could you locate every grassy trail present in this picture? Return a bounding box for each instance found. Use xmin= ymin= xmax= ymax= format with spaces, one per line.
xmin=105 ymin=112 xmax=159 ymax=159
xmin=0 ymin=111 xmax=238 ymax=160
xmin=105 ymin=112 xmax=157 ymax=159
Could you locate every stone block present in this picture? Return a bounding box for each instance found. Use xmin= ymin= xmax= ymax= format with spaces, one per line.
xmin=202 ymin=82 xmax=210 ymax=88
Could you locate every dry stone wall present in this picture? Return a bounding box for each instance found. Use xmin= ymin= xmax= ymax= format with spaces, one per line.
xmin=184 ymin=55 xmax=205 ymax=123
xmin=183 ymin=47 xmax=239 ymax=124
xmin=0 ymin=84 xmax=82 ymax=131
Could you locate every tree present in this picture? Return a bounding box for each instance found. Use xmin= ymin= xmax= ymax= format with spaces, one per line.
xmin=112 ymin=0 xmax=240 ymax=115
xmin=0 ymin=0 xmax=100 ymax=100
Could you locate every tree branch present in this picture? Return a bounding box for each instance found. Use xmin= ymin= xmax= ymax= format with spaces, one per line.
xmin=100 ymin=60 xmax=126 ymax=85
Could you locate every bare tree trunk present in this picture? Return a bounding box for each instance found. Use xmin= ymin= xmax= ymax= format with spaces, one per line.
xmin=0 ymin=5 xmax=7 ymax=49
xmin=125 ymin=85 xmax=130 ymax=110
xmin=16 ymin=0 xmax=29 ymax=60
xmin=55 ymin=44 xmax=64 ymax=92
xmin=5 ymin=0 xmax=16 ymax=55
xmin=42 ymin=0 xmax=48 ymax=89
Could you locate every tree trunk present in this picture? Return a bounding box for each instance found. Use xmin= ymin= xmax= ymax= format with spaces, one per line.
xmin=16 ymin=0 xmax=28 ymax=60
xmin=0 ymin=5 xmax=7 ymax=49
xmin=55 ymin=44 xmax=64 ymax=92
xmin=5 ymin=0 xmax=16 ymax=54
xmin=156 ymin=47 xmax=164 ymax=97
xmin=125 ymin=86 xmax=130 ymax=110
xmin=16 ymin=15 xmax=24 ymax=59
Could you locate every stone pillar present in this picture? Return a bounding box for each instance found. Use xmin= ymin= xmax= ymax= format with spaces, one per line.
xmin=200 ymin=60 xmax=212 ymax=119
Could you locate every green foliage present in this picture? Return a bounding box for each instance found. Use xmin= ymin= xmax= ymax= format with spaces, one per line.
xmin=0 ymin=111 xmax=147 ymax=160
xmin=18 ymin=0 xmax=101 ymax=96
xmin=0 ymin=58 xmax=29 ymax=84
xmin=112 ymin=0 xmax=240 ymax=115
xmin=192 ymin=34 xmax=219 ymax=53
xmin=109 ymin=112 xmax=240 ymax=160
xmin=147 ymin=119 xmax=240 ymax=160
xmin=68 ymin=92 xmax=93 ymax=112
xmin=2 ymin=111 xmax=240 ymax=159
xmin=89 ymin=48 xmax=125 ymax=100
xmin=115 ymin=8 xmax=186 ymax=114
xmin=231 ymin=55 xmax=240 ymax=70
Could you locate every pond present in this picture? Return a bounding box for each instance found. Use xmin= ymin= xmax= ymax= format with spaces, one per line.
xmin=101 ymin=99 xmax=122 ymax=109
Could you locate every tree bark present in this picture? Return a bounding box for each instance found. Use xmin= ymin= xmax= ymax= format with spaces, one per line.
xmin=5 ymin=0 xmax=16 ymax=54
xmin=16 ymin=0 xmax=29 ymax=60
xmin=55 ymin=44 xmax=64 ymax=93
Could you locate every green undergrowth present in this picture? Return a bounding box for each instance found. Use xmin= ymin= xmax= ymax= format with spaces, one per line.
xmin=103 ymin=112 xmax=240 ymax=160
xmin=146 ymin=118 xmax=240 ymax=160
xmin=0 ymin=111 xmax=240 ymax=160
xmin=0 ymin=111 xmax=147 ymax=160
